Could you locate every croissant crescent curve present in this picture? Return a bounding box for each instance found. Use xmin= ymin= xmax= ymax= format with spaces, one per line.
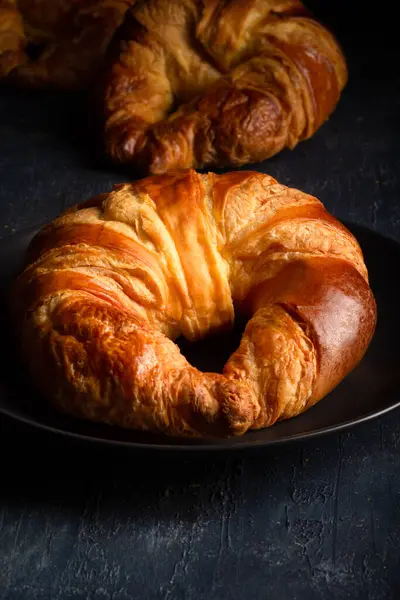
xmin=12 ymin=170 xmax=376 ymax=438
xmin=102 ymin=0 xmax=348 ymax=174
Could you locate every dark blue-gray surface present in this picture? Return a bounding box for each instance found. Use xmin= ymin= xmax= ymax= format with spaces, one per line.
xmin=1 ymin=2 xmax=400 ymax=599
xmin=1 ymin=426 xmax=400 ymax=600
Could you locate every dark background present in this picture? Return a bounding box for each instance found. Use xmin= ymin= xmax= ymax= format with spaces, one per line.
xmin=1 ymin=2 xmax=400 ymax=598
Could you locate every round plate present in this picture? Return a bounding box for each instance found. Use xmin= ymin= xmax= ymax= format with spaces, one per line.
xmin=0 ymin=222 xmax=398 ymax=452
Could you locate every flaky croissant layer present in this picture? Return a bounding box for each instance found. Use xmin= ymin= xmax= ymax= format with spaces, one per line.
xmin=12 ymin=170 xmax=376 ymax=438
xmin=102 ymin=0 xmax=348 ymax=173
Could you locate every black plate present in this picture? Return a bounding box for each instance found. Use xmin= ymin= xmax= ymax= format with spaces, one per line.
xmin=0 ymin=222 xmax=398 ymax=452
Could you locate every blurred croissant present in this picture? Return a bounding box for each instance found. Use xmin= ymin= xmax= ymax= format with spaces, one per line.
xmin=0 ymin=0 xmax=348 ymax=172
xmin=12 ymin=170 xmax=376 ymax=439
xmin=102 ymin=0 xmax=348 ymax=173
xmin=0 ymin=0 xmax=135 ymax=88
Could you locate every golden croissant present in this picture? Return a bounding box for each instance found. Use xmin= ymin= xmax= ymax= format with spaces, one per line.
xmin=12 ymin=170 xmax=377 ymax=439
xmin=102 ymin=0 xmax=348 ymax=174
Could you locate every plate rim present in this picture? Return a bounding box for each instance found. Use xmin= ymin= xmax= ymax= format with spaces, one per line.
xmin=1 ymin=396 xmax=400 ymax=453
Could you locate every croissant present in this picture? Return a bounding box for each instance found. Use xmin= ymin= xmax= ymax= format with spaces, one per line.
xmin=12 ymin=169 xmax=376 ymax=439
xmin=102 ymin=0 xmax=348 ymax=174
xmin=0 ymin=0 xmax=135 ymax=88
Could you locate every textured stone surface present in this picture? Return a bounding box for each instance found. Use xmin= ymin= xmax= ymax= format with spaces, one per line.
xmin=0 ymin=2 xmax=399 ymax=598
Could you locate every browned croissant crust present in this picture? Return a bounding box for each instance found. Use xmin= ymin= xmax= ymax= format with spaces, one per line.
xmin=0 ymin=0 xmax=135 ymax=88
xmin=102 ymin=0 xmax=348 ymax=174
xmin=12 ymin=170 xmax=376 ymax=439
